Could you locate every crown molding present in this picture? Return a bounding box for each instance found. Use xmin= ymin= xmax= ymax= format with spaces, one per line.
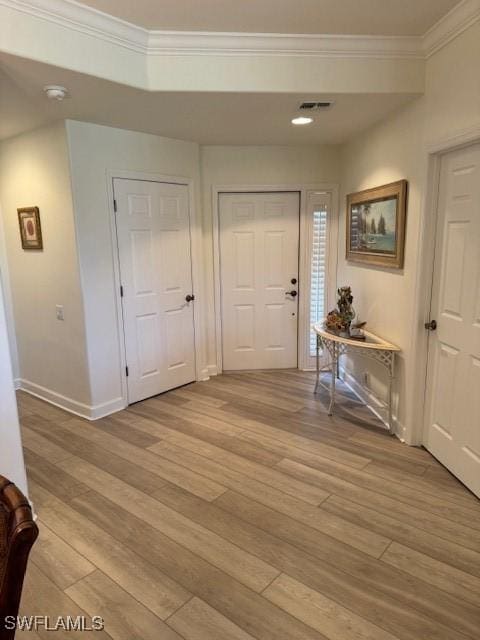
xmin=0 ymin=0 xmax=149 ymax=53
xmin=2 ymin=0 xmax=422 ymax=59
xmin=423 ymin=0 xmax=480 ymax=58
xmin=3 ymin=0 xmax=479 ymax=60
xmin=146 ymin=32 xmax=422 ymax=58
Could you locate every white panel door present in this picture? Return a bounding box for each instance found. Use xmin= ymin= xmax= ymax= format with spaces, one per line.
xmin=425 ymin=143 xmax=480 ymax=497
xmin=219 ymin=192 xmax=300 ymax=370
xmin=114 ymin=179 xmax=196 ymax=403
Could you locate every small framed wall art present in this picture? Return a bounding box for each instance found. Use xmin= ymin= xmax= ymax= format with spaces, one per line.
xmin=17 ymin=206 xmax=43 ymax=250
xmin=346 ymin=180 xmax=408 ymax=269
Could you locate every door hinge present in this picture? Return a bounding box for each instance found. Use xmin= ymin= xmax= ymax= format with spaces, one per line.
xmin=120 ymin=285 xmax=124 ymax=297
xmin=113 ymin=199 xmax=117 ymax=212
xmin=125 ymin=366 xmax=129 ymax=377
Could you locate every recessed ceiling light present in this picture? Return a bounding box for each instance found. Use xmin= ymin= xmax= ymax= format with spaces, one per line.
xmin=43 ymin=85 xmax=69 ymax=101
xmin=291 ymin=116 xmax=313 ymax=126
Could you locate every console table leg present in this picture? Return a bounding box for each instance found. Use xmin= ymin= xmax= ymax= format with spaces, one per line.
xmin=314 ymin=335 xmax=320 ymax=394
xmin=387 ymin=354 xmax=395 ymax=435
xmin=328 ymin=345 xmax=337 ymax=416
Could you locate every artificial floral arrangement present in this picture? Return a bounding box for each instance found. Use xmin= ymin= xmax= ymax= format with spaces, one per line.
xmin=325 ymin=286 xmax=366 ymax=339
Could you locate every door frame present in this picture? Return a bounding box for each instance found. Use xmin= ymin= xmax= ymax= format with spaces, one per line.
xmin=409 ymin=125 xmax=480 ymax=446
xmin=106 ymin=170 xmax=205 ymax=409
xmin=212 ymin=183 xmax=339 ymax=374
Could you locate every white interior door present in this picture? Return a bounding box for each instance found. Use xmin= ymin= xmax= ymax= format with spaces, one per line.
xmin=219 ymin=192 xmax=300 ymax=370
xmin=425 ymin=143 xmax=480 ymax=497
xmin=114 ymin=178 xmax=196 ymax=404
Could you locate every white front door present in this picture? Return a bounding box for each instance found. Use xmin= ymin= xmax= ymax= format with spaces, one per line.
xmin=219 ymin=192 xmax=300 ymax=370
xmin=114 ymin=178 xmax=196 ymax=404
xmin=425 ymin=143 xmax=480 ymax=497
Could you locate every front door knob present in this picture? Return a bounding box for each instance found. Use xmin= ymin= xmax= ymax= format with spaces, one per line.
xmin=286 ymin=290 xmax=298 ymax=298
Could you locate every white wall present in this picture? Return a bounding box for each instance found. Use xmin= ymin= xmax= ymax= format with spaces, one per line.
xmin=200 ymin=145 xmax=341 ymax=368
xmin=0 ymin=267 xmax=28 ymax=495
xmin=0 ymin=207 xmax=19 ymax=379
xmin=338 ymin=21 xmax=480 ymax=442
xmin=0 ymin=122 xmax=91 ymax=413
xmin=66 ymin=121 xmax=203 ymax=412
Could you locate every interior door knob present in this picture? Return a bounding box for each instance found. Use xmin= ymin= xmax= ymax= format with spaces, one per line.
xmin=286 ymin=290 xmax=298 ymax=298
xmin=424 ymin=319 xmax=437 ymax=331
xmin=185 ymin=294 xmax=195 ymax=302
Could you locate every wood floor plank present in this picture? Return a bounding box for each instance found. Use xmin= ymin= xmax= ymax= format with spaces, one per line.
xmin=30 ymin=482 xmax=192 ymax=620
xmin=68 ymin=490 xmax=327 ymax=640
xmin=92 ymin=415 xmax=161 ymax=448
xmin=223 ymin=401 xmax=431 ymax=476
xmin=214 ymin=490 xmax=480 ymax=639
xmin=238 ymin=428 xmax=480 ymax=517
xmin=18 ymin=371 xmax=480 ymax=640
xmin=381 ymin=542 xmax=480 ymax=607
xmin=21 ymin=424 xmax=73 ymax=463
xmin=263 ymin=573 xmax=400 ymax=640
xmin=150 ymin=478 xmax=477 ymax=639
xmin=148 ymin=440 xmax=391 ymax=557
xmin=166 ymin=597 xmax=256 ymax=640
xmin=322 ymin=494 xmax=480 ymax=578
xmin=31 ymin=520 xmax=95 ymax=590
xmin=128 ymin=404 xmax=282 ymax=466
xmin=137 ymin=397 xmax=245 ymax=436
xmin=19 ymin=562 xmax=113 ymax=639
xmin=362 ymin=460 xmax=480 ymax=509
xmin=204 ymin=376 xmax=306 ymax=412
xmin=149 ymin=431 xmax=329 ymax=506
xmin=152 ymin=400 xmax=371 ymax=470
xmin=169 ymin=387 xmax=228 ymax=408
xmin=277 ymin=458 xmax=480 ymax=550
xmin=17 ymin=391 xmax=72 ymax=421
xmin=347 ymin=431 xmax=435 ymax=464
xmin=24 ymin=417 xmax=169 ymax=495
xmin=66 ymin=570 xmax=183 ymax=640
xmin=24 ymin=449 xmax=91 ymax=501
xmin=53 ymin=416 xmax=226 ymax=501
xmin=55 ymin=455 xmax=280 ymax=593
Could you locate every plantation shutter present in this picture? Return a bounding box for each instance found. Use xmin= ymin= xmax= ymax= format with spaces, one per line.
xmin=309 ymin=206 xmax=328 ymax=356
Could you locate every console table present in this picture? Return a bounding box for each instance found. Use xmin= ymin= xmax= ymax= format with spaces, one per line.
xmin=313 ymin=323 xmax=400 ymax=434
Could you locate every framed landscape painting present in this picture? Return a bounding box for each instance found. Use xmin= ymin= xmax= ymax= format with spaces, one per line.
xmin=17 ymin=206 xmax=43 ymax=250
xmin=346 ymin=180 xmax=407 ymax=269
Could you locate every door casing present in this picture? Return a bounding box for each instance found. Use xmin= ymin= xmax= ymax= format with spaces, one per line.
xmin=212 ymin=183 xmax=339 ymax=374
xmin=106 ymin=170 xmax=205 ymax=410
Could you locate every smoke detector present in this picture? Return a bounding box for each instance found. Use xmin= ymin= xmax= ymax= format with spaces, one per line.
xmin=43 ymin=85 xmax=69 ymax=101
xmin=299 ymin=101 xmax=334 ymax=111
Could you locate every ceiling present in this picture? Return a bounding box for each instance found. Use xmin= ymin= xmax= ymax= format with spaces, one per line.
xmin=78 ymin=0 xmax=461 ymax=35
xmin=0 ymin=54 xmax=418 ymax=145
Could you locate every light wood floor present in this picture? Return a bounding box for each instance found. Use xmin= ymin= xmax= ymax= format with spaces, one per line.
xmin=17 ymin=370 xmax=480 ymax=640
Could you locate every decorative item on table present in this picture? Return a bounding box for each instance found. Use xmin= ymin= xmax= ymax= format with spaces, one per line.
xmin=349 ymin=322 xmax=367 ymax=340
xmin=325 ymin=286 xmax=363 ymax=337
xmin=346 ymin=180 xmax=407 ymax=269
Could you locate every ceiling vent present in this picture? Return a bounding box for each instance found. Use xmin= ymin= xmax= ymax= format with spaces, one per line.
xmin=299 ymin=101 xmax=334 ymax=111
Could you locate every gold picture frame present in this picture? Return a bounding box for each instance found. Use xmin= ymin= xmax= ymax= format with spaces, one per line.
xmin=346 ymin=180 xmax=407 ymax=269
xmin=17 ymin=206 xmax=43 ymax=250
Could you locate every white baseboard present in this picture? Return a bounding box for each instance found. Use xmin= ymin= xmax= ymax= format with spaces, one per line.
xmin=89 ymin=397 xmax=126 ymax=419
xmin=15 ymin=378 xmax=125 ymax=421
xmin=339 ymin=367 xmax=404 ymax=440
xmin=198 ymin=364 xmax=219 ymax=381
